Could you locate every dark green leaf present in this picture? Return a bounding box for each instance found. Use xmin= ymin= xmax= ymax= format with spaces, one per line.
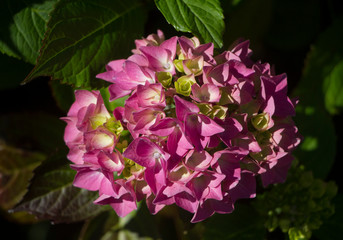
xmin=155 ymin=0 xmax=225 ymax=48
xmin=0 ymin=52 xmax=33 ymax=90
xmin=50 ymin=80 xmax=75 ymax=113
xmin=79 ymin=211 xmax=119 ymax=240
xmin=313 ymin=194 xmax=343 ymax=240
xmin=0 ymin=142 xmax=45 ymax=210
xmin=0 ymin=0 xmax=57 ymax=64
xmin=293 ymin=106 xmax=336 ymax=179
xmin=23 ymin=0 xmax=146 ymax=89
xmin=0 ymin=113 xmax=65 ymax=153
xmin=14 ymin=162 xmax=105 ymax=223
xmin=203 ymin=203 xmax=265 ymax=239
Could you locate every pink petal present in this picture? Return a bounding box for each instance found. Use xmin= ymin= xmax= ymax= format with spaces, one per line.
xmin=174 ymin=95 xmax=199 ymax=122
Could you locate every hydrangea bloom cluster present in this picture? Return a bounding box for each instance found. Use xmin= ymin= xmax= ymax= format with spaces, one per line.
xmin=62 ymin=30 xmax=301 ymax=222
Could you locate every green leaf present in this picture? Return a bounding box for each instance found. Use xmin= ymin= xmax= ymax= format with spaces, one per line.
xmin=23 ymin=0 xmax=146 ymax=89
xmin=14 ymin=161 xmax=105 ymax=223
xmin=100 ymin=87 xmax=128 ymax=113
xmin=292 ymin=17 xmax=343 ymax=178
xmin=0 ymin=142 xmax=45 ymax=210
xmin=0 ymin=0 xmax=57 ymax=64
xmin=155 ymin=0 xmax=225 ymax=48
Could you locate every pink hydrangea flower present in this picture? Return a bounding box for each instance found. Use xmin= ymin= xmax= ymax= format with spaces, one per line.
xmin=63 ymin=30 xmax=301 ymax=221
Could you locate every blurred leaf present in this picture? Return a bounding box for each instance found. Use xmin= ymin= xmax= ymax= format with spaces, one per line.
xmin=313 ymin=194 xmax=343 ymax=240
xmin=79 ymin=211 xmax=118 ymax=240
xmin=323 ymin=61 xmax=343 ymax=115
xmin=50 ymin=80 xmax=75 ymax=113
xmin=14 ymin=161 xmax=105 ymax=223
xmin=292 ymin=17 xmax=343 ymax=178
xmin=202 ymin=203 xmax=265 ymax=239
xmin=0 ymin=142 xmax=45 ymax=210
xmin=80 ymin=202 xmax=159 ymax=240
xmin=154 ymin=0 xmax=225 ymax=48
xmin=293 ymin=106 xmax=336 ymax=179
xmin=0 ymin=0 xmax=57 ymax=64
xmin=0 ymin=113 xmax=65 ymax=153
xmin=117 ymin=230 xmax=153 ymax=240
xmin=23 ymin=0 xmax=146 ymax=89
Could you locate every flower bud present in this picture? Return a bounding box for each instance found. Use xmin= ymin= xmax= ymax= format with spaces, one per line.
xmin=197 ymin=103 xmax=212 ymax=115
xmin=175 ymin=75 xmax=196 ymax=96
xmin=183 ymin=56 xmax=204 ymax=76
xmin=173 ymin=59 xmax=184 ymax=73
xmin=90 ymin=114 xmax=108 ymax=129
xmin=251 ymin=112 xmax=270 ymax=131
xmin=156 ymin=71 xmax=172 ymax=88
xmin=105 ymin=117 xmax=123 ymax=135
xmin=209 ymin=105 xmax=228 ymax=119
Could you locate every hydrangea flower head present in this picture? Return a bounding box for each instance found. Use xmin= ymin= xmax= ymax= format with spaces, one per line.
xmin=63 ymin=30 xmax=301 ymax=222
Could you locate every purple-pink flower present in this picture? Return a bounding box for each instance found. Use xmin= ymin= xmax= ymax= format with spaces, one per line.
xmin=62 ymin=30 xmax=301 ymax=222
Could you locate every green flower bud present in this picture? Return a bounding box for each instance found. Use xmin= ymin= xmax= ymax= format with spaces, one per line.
xmin=183 ymin=56 xmax=204 ymax=76
xmin=105 ymin=117 xmax=123 ymax=135
xmin=173 ymin=59 xmax=184 ymax=73
xmin=197 ymin=103 xmax=212 ymax=115
xmin=251 ymin=112 xmax=270 ymax=131
xmin=209 ymin=105 xmax=228 ymax=119
xmin=175 ymin=75 xmax=196 ymax=96
xmin=90 ymin=114 xmax=108 ymax=129
xmin=156 ymin=71 xmax=172 ymax=88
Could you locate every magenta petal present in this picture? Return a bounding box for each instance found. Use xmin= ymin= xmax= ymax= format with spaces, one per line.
xmin=174 ymin=95 xmax=199 ymax=122
xmin=146 ymin=194 xmax=165 ymax=214
xmin=140 ymin=45 xmax=174 ymax=72
xmin=167 ymin=127 xmax=193 ymax=170
xmin=217 ymin=117 xmax=243 ymax=146
xmin=228 ymin=171 xmax=256 ymax=202
xmin=72 ymin=166 xmax=105 ymax=191
xmin=185 ymin=114 xmax=204 ymax=151
xmin=207 ymin=63 xmax=229 ymax=86
xmin=175 ymin=192 xmax=198 ymax=213
xmin=211 ymin=197 xmax=234 ymax=214
xmin=106 ymin=59 xmax=125 ymax=72
xmin=212 ymin=150 xmax=242 ymax=178
xmin=108 ymin=82 xmax=132 ymax=101
xmin=123 ymin=137 xmax=159 ymax=168
xmin=68 ymin=90 xmax=98 ymax=117
xmin=191 ymin=201 xmax=215 ymax=223
xmin=184 ymin=150 xmax=212 ymax=171
xmin=145 ymin=161 xmax=166 ymax=194
xmin=149 ymin=118 xmax=176 ymax=136
xmin=199 ymin=115 xmax=224 ymax=136
xmin=260 ymin=154 xmax=294 ymax=187
xmin=124 ymin=60 xmax=154 ymax=84
xmin=110 ymin=194 xmax=137 ymax=217
xmin=160 ymin=36 xmax=178 ymax=58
